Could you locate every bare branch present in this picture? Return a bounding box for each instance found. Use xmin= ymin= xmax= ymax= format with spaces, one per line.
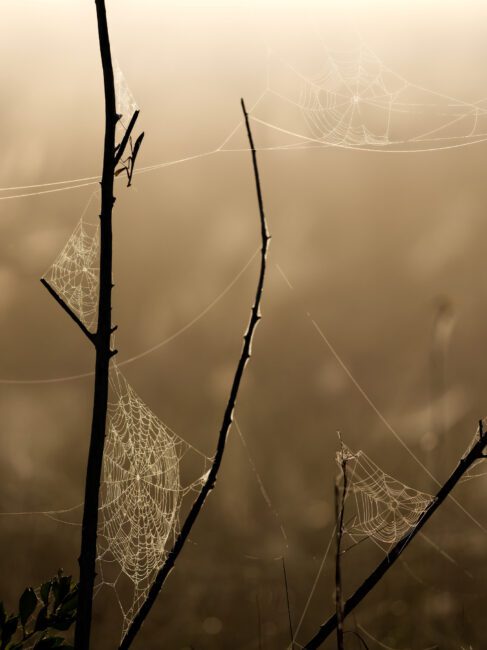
xmin=118 ymin=97 xmax=271 ymax=650
xmin=282 ymin=556 xmax=295 ymax=650
xmin=335 ymin=441 xmax=348 ymax=650
xmin=74 ymin=1 xmax=117 ymax=647
xmin=303 ymin=425 xmax=487 ymax=649
xmin=41 ymin=279 xmax=96 ymax=345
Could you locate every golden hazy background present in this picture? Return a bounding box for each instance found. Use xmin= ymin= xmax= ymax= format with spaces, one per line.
xmin=2 ymin=1 xmax=487 ymax=648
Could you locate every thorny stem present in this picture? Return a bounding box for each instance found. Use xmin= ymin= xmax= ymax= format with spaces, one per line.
xmin=118 ymin=98 xmax=270 ymax=649
xmin=304 ymin=422 xmax=487 ymax=649
xmin=43 ymin=3 xmax=139 ymax=647
xmin=335 ymin=444 xmax=348 ymax=650
xmin=75 ymin=1 xmax=116 ymax=647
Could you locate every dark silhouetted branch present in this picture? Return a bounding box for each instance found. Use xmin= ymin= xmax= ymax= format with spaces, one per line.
xmin=74 ymin=1 xmax=117 ymax=648
xmin=41 ymin=278 xmax=96 ymax=345
xmin=334 ymin=442 xmax=348 ymax=650
xmin=304 ymin=422 xmax=487 ymax=649
xmin=118 ymin=97 xmax=270 ymax=650
xmin=282 ymin=556 xmax=295 ymax=650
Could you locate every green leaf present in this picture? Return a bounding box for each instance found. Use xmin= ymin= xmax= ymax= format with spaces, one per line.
xmin=58 ymin=588 xmax=77 ymax=617
xmin=40 ymin=581 xmax=51 ymax=606
xmin=52 ymin=576 xmax=70 ymax=611
xmin=1 ymin=615 xmax=18 ymax=647
xmin=56 ymin=578 xmax=71 ymax=608
xmin=49 ymin=614 xmax=74 ymax=632
xmin=33 ymin=636 xmax=65 ymax=649
xmin=34 ymin=605 xmax=48 ymax=633
xmin=19 ymin=587 xmax=38 ymax=627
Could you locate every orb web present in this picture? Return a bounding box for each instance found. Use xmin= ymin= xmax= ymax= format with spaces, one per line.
xmin=248 ymin=42 xmax=487 ymax=153
xmin=42 ymin=219 xmax=100 ymax=332
xmin=299 ymin=45 xmax=395 ymax=147
xmin=97 ymin=366 xmax=212 ymax=637
xmin=338 ymin=444 xmax=435 ymax=545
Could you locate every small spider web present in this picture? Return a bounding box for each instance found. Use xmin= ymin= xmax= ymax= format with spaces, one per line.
xmin=42 ymin=218 xmax=100 ymax=332
xmin=460 ymin=417 xmax=487 ymax=483
xmin=338 ymin=444 xmax=435 ymax=546
xmin=114 ymin=61 xmax=139 ymax=129
xmin=97 ymin=366 xmax=212 ymax=638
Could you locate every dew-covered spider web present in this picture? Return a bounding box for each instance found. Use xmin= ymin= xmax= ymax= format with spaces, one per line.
xmin=460 ymin=417 xmax=487 ymax=483
xmin=114 ymin=61 xmax=139 ymax=129
xmin=239 ymin=42 xmax=487 ymax=153
xmin=337 ymin=443 xmax=435 ymax=546
xmin=5 ymin=39 xmax=487 ymax=202
xmin=96 ymin=365 xmax=212 ymax=638
xmin=42 ymin=218 xmax=100 ymax=332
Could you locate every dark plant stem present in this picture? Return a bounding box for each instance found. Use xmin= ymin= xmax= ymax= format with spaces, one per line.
xmin=74 ymin=1 xmax=117 ymax=648
xmin=41 ymin=279 xmax=96 ymax=344
xmin=119 ymin=97 xmax=270 ymax=649
xmin=335 ymin=450 xmax=348 ymax=650
xmin=256 ymin=593 xmax=263 ymax=650
xmin=282 ymin=557 xmax=294 ymax=650
xmin=304 ymin=423 xmax=487 ymax=649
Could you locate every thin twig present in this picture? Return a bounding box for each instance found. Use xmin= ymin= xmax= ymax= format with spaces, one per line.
xmin=282 ymin=557 xmax=294 ymax=650
xmin=256 ymin=593 xmax=263 ymax=650
xmin=304 ymin=421 xmax=487 ymax=649
xmin=118 ymin=97 xmax=270 ymax=649
xmin=335 ymin=440 xmax=348 ymax=650
xmin=41 ymin=279 xmax=96 ymax=345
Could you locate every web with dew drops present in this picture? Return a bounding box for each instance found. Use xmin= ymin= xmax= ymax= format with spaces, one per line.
xmin=114 ymin=61 xmax=139 ymax=129
xmin=42 ymin=208 xmax=212 ymax=637
xmin=257 ymin=42 xmax=487 ymax=152
xmin=97 ymin=366 xmax=212 ymax=637
xmin=42 ymin=218 xmax=100 ymax=332
xmin=337 ymin=444 xmax=435 ymax=546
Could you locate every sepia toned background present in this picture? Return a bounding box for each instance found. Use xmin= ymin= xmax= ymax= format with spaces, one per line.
xmin=1 ymin=1 xmax=487 ymax=647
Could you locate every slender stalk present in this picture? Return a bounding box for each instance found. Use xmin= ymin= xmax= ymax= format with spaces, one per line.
xmin=282 ymin=557 xmax=294 ymax=650
xmin=335 ymin=449 xmax=348 ymax=650
xmin=304 ymin=423 xmax=487 ymax=649
xmin=74 ymin=2 xmax=117 ymax=648
xmin=119 ymin=98 xmax=270 ymax=649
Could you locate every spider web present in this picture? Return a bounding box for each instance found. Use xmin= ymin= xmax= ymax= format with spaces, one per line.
xmin=5 ymin=40 xmax=487 ymax=203
xmin=97 ymin=366 xmax=212 ymax=638
xmin=114 ymin=61 xmax=139 ymax=129
xmin=338 ymin=443 xmax=435 ymax=545
xmin=242 ymin=43 xmax=487 ymax=153
xmin=42 ymin=218 xmax=100 ymax=332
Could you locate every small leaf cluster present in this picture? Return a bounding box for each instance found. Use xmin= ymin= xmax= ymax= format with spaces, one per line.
xmin=0 ymin=571 xmax=77 ymax=649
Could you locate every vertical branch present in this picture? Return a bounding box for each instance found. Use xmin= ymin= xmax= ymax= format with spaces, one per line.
xmin=282 ymin=556 xmax=295 ymax=650
xmin=304 ymin=422 xmax=487 ymax=649
xmin=75 ymin=1 xmax=117 ymax=648
xmin=119 ymin=98 xmax=270 ymax=649
xmin=256 ymin=593 xmax=263 ymax=650
xmin=335 ymin=444 xmax=348 ymax=650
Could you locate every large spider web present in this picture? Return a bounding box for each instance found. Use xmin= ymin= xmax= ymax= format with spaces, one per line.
xmin=42 ymin=209 xmax=212 ymax=637
xmin=97 ymin=366 xmax=212 ymax=637
xmin=338 ymin=444 xmax=435 ymax=545
xmin=42 ymin=218 xmax=100 ymax=332
xmin=242 ymin=43 xmax=487 ymax=153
